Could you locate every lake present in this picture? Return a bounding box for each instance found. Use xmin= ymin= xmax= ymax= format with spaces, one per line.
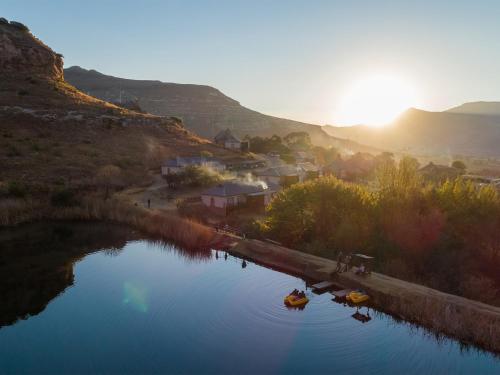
xmin=0 ymin=222 xmax=499 ymax=374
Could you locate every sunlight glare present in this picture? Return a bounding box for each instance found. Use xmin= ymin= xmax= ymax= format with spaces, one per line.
xmin=334 ymin=74 xmax=419 ymax=127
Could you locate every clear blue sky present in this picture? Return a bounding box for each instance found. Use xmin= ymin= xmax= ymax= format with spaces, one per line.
xmin=3 ymin=0 xmax=500 ymax=124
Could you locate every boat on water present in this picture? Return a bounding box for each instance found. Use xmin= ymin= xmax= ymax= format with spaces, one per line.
xmin=346 ymin=290 xmax=370 ymax=304
xmin=284 ymin=290 xmax=309 ymax=307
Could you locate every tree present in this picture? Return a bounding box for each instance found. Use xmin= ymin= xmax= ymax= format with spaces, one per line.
xmin=283 ymin=132 xmax=311 ymax=150
xmin=452 ymin=160 xmax=467 ymax=173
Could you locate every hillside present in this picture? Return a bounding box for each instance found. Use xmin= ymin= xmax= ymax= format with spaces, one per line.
xmin=446 ymin=101 xmax=500 ymax=117
xmin=0 ymin=20 xmax=240 ymax=189
xmin=324 ymin=108 xmax=500 ymax=158
xmin=64 ymin=66 xmax=375 ymax=153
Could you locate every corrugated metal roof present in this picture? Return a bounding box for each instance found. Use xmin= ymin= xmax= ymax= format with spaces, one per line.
xmin=202 ymin=181 xmax=266 ymax=197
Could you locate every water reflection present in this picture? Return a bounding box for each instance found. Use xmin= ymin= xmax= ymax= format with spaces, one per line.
xmin=0 ymin=223 xmax=498 ymax=374
xmin=0 ymin=222 xmax=211 ymax=329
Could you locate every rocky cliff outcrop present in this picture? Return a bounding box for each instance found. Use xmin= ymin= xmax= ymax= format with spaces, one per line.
xmin=0 ymin=18 xmax=63 ymax=80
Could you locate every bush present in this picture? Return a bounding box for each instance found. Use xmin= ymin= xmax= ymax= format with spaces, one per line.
xmin=7 ymin=181 xmax=27 ymax=198
xmin=6 ymin=144 xmax=22 ymax=157
xmin=9 ymin=21 xmax=29 ymax=32
xmin=51 ymin=188 xmax=77 ymax=207
xmin=165 ymin=166 xmax=223 ymax=188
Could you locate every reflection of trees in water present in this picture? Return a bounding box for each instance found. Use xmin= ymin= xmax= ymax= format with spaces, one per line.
xmin=370 ymin=308 xmax=499 ymax=358
xmin=0 ymin=221 xmax=215 ymax=329
xmin=146 ymin=239 xmax=212 ymax=263
xmin=0 ymin=222 xmax=134 ymax=329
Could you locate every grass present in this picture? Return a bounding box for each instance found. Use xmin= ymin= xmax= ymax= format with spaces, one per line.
xmin=0 ymin=196 xmax=216 ymax=250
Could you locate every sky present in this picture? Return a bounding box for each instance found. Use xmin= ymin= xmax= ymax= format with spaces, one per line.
xmin=3 ymin=0 xmax=500 ymax=125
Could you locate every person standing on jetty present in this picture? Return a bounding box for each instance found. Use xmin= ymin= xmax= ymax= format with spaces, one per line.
xmin=335 ymin=251 xmax=344 ymax=273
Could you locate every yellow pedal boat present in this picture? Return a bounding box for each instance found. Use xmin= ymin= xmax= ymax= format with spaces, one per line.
xmin=284 ymin=294 xmax=309 ymax=307
xmin=346 ymin=291 xmax=370 ymax=304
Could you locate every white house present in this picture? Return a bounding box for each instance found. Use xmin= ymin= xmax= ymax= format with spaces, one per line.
xmin=161 ymin=156 xmax=226 ymax=176
xmin=214 ymin=129 xmax=246 ymax=151
xmin=201 ymin=180 xmax=276 ymax=215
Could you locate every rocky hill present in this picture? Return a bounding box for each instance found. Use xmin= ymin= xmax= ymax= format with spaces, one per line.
xmin=0 ymin=19 xmax=237 ymax=189
xmin=324 ymin=107 xmax=500 ymax=158
xmin=64 ymin=66 xmax=375 ymax=153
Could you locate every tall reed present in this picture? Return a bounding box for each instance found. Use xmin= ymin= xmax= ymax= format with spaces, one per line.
xmin=0 ymin=197 xmax=215 ymax=250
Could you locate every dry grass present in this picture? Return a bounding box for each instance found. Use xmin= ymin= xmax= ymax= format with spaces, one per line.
xmin=0 ymin=197 xmax=216 ymax=250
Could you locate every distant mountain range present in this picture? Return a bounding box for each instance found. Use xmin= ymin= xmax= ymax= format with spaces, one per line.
xmin=446 ymin=101 xmax=500 ymax=117
xmin=325 ymin=107 xmax=500 ymax=158
xmin=64 ymin=66 xmax=376 ymax=153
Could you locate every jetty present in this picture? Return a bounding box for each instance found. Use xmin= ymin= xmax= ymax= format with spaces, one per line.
xmin=227 ymin=237 xmax=500 ymax=354
xmin=311 ymin=280 xmax=337 ymax=292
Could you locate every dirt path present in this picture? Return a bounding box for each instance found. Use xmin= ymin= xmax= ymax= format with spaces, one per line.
xmin=116 ymin=173 xmax=206 ymax=213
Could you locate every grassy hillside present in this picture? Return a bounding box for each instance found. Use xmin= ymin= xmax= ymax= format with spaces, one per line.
xmin=0 ymin=20 xmax=241 ymax=193
xmin=64 ymin=66 xmax=378 ymax=153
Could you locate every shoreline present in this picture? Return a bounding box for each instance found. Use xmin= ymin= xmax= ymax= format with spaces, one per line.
xmin=3 ymin=202 xmax=499 ymax=354
xmin=227 ymin=238 xmax=500 ymax=354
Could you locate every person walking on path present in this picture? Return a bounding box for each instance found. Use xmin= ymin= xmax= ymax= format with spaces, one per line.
xmin=147 ymin=198 xmax=151 ymax=209
xmin=342 ymin=253 xmax=352 ymax=273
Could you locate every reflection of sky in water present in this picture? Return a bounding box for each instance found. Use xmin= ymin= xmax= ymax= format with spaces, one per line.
xmin=0 ymin=239 xmax=498 ymax=374
xmin=123 ymin=282 xmax=149 ymax=313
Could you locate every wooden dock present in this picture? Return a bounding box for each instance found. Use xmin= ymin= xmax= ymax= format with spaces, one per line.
xmin=330 ymin=289 xmax=352 ymax=299
xmin=311 ymin=280 xmax=336 ymax=292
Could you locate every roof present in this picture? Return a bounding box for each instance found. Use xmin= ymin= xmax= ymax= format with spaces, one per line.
xmin=162 ymin=156 xmax=224 ymax=167
xmin=354 ymin=253 xmax=374 ymax=260
xmin=297 ymin=162 xmax=319 ymax=172
xmin=214 ymin=128 xmax=241 ymax=143
xmin=257 ymin=165 xmax=299 ymax=177
xmin=202 ymin=180 xmax=267 ymax=197
xmin=295 ymin=151 xmax=313 ymax=160
xmin=419 ymin=162 xmax=458 ymax=173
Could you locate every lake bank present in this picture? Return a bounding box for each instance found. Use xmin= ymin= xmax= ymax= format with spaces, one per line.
xmin=3 ymin=199 xmax=499 ymax=354
xmin=0 ymin=197 xmax=218 ymax=250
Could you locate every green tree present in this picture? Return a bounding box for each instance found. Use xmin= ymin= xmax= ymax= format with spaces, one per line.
xmin=451 ymin=160 xmax=466 ymax=173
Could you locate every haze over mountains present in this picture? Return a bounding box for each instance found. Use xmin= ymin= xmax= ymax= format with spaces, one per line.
xmin=64 ymin=66 xmax=375 ymax=153
xmin=325 ymin=107 xmax=500 ymax=158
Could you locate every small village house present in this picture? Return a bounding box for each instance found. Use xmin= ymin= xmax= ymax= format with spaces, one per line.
xmin=214 ymin=129 xmax=249 ymax=151
xmin=256 ymin=165 xmax=300 ymax=188
xmin=201 ymin=180 xmax=276 ymax=215
xmin=294 ymin=151 xmax=315 ymax=164
xmin=418 ymin=162 xmax=461 ymax=183
xmin=297 ymin=162 xmax=321 ymax=181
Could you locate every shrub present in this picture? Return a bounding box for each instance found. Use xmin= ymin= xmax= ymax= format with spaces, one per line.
xmin=51 ymin=188 xmax=77 ymax=207
xmin=6 ymin=144 xmax=22 ymax=157
xmin=17 ymin=90 xmax=29 ymax=96
xmin=9 ymin=21 xmax=29 ymax=32
xmin=7 ymin=181 xmax=27 ymax=198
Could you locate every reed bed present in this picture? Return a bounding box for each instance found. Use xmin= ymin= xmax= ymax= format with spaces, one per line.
xmin=0 ymin=197 xmax=216 ymax=250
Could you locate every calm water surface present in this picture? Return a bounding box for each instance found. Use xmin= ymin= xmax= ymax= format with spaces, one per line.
xmin=0 ymin=223 xmax=499 ymax=374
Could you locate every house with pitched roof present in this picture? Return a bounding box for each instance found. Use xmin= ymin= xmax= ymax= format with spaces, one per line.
xmin=214 ymin=129 xmax=249 ymax=151
xmin=201 ymin=180 xmax=276 ymax=214
xmin=256 ymin=165 xmax=300 ymax=188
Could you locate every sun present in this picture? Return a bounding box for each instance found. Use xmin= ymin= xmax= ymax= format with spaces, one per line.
xmin=334 ymin=74 xmax=419 ymax=127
